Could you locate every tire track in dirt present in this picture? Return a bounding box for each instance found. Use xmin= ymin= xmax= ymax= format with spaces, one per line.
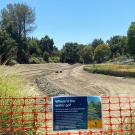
xmin=5 ymin=64 xmax=135 ymax=97
xmin=47 ymin=65 xmax=135 ymax=96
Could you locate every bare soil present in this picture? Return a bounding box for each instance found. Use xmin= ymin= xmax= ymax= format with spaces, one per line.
xmin=5 ymin=63 xmax=135 ymax=97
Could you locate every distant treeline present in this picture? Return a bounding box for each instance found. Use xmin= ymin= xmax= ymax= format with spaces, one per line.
xmin=0 ymin=3 xmax=135 ymax=65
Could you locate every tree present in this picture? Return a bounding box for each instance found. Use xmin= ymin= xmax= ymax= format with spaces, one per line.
xmin=80 ymin=45 xmax=94 ymax=64
xmin=107 ymin=36 xmax=127 ymax=57
xmin=52 ymin=46 xmax=60 ymax=57
xmin=91 ymin=38 xmax=104 ymax=49
xmin=60 ymin=43 xmax=80 ymax=63
xmin=127 ymin=22 xmax=135 ymax=59
xmin=94 ymin=44 xmax=111 ymax=63
xmin=27 ymin=37 xmax=41 ymax=56
xmin=0 ymin=3 xmax=35 ymax=63
xmin=17 ymin=39 xmax=29 ymax=63
xmin=0 ymin=28 xmax=17 ymax=64
xmin=43 ymin=51 xmax=49 ymax=62
xmin=1 ymin=3 xmax=35 ymax=40
xmin=40 ymin=35 xmax=54 ymax=55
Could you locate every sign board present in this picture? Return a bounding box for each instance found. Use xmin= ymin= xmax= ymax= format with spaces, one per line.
xmin=52 ymin=96 xmax=102 ymax=131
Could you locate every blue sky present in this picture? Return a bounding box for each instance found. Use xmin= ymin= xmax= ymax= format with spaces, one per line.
xmin=0 ymin=0 xmax=135 ymax=49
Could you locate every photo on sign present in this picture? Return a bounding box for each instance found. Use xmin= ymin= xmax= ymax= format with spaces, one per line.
xmin=87 ymin=96 xmax=102 ymax=129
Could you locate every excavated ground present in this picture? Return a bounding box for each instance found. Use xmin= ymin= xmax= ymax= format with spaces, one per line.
xmin=5 ymin=63 xmax=135 ymax=97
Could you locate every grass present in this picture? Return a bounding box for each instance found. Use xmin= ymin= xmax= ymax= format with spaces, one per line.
xmin=1 ymin=64 xmax=135 ymax=134
xmin=84 ymin=64 xmax=135 ymax=77
xmin=0 ymin=65 xmax=44 ymax=135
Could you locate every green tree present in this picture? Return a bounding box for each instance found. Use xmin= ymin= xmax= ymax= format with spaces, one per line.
xmin=43 ymin=51 xmax=49 ymax=62
xmin=1 ymin=3 xmax=35 ymax=40
xmin=91 ymin=38 xmax=104 ymax=49
xmin=0 ymin=3 xmax=35 ymax=63
xmin=60 ymin=43 xmax=80 ymax=63
xmin=80 ymin=45 xmax=94 ymax=64
xmin=28 ymin=37 xmax=41 ymax=56
xmin=52 ymin=46 xmax=60 ymax=57
xmin=17 ymin=40 xmax=29 ymax=63
xmin=127 ymin=22 xmax=135 ymax=59
xmin=107 ymin=36 xmax=127 ymax=57
xmin=94 ymin=44 xmax=111 ymax=63
xmin=0 ymin=28 xmax=17 ymax=64
xmin=40 ymin=35 xmax=54 ymax=55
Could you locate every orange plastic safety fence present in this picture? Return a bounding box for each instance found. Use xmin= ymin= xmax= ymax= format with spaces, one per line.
xmin=0 ymin=96 xmax=135 ymax=135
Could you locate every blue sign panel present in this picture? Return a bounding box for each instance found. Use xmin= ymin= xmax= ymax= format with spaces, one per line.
xmin=52 ymin=96 xmax=102 ymax=131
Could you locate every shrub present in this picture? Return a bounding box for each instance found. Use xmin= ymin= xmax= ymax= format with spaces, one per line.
xmin=43 ymin=51 xmax=49 ymax=62
xmin=29 ymin=56 xmax=45 ymax=64
xmin=49 ymin=56 xmax=60 ymax=63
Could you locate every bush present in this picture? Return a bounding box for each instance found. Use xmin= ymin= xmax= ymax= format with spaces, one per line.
xmin=6 ymin=59 xmax=18 ymax=66
xmin=29 ymin=56 xmax=45 ymax=64
xmin=49 ymin=56 xmax=60 ymax=63
xmin=43 ymin=51 xmax=49 ymax=62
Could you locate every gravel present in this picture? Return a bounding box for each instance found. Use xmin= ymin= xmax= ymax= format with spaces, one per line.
xmin=36 ymin=76 xmax=74 ymax=96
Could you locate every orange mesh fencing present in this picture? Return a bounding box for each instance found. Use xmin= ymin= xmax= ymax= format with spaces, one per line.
xmin=0 ymin=96 xmax=135 ymax=135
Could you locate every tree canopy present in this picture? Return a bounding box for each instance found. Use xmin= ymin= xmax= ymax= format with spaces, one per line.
xmin=91 ymin=38 xmax=104 ymax=49
xmin=127 ymin=22 xmax=135 ymax=59
xmin=107 ymin=36 xmax=127 ymax=57
xmin=1 ymin=3 xmax=35 ymax=40
xmin=0 ymin=28 xmax=17 ymax=64
xmin=94 ymin=44 xmax=111 ymax=63
xmin=80 ymin=45 xmax=94 ymax=64
xmin=60 ymin=43 xmax=81 ymax=63
xmin=0 ymin=2 xmax=135 ymax=65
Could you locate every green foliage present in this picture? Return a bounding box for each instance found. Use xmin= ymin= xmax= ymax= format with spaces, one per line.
xmin=40 ymin=35 xmax=54 ymax=55
xmin=0 ymin=66 xmax=21 ymax=97
xmin=0 ymin=3 xmax=36 ymax=64
xmin=107 ymin=36 xmax=127 ymax=57
xmin=84 ymin=64 xmax=135 ymax=77
xmin=0 ymin=66 xmax=21 ymax=134
xmin=28 ymin=37 xmax=41 ymax=56
xmin=1 ymin=3 xmax=135 ymax=64
xmin=80 ymin=45 xmax=94 ymax=64
xmin=94 ymin=44 xmax=111 ymax=63
xmin=0 ymin=3 xmax=42 ymax=64
xmin=91 ymin=38 xmax=104 ymax=49
xmin=43 ymin=51 xmax=49 ymax=62
xmin=48 ymin=56 xmax=60 ymax=63
xmin=0 ymin=3 xmax=59 ymax=64
xmin=7 ymin=59 xmax=18 ymax=65
xmin=60 ymin=43 xmax=81 ymax=63
xmin=0 ymin=66 xmax=44 ymax=134
xmin=0 ymin=28 xmax=17 ymax=64
xmin=29 ymin=56 xmax=45 ymax=64
xmin=127 ymin=22 xmax=135 ymax=58
xmin=52 ymin=46 xmax=61 ymax=57
xmin=88 ymin=101 xmax=101 ymax=120
xmin=1 ymin=3 xmax=35 ymax=40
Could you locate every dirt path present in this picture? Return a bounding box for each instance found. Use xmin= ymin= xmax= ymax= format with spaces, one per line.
xmin=47 ymin=65 xmax=135 ymax=96
xmin=5 ymin=64 xmax=135 ymax=96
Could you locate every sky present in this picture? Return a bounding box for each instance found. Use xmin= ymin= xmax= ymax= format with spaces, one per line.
xmin=0 ymin=0 xmax=135 ymax=49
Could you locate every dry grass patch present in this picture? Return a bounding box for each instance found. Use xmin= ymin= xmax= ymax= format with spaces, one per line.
xmin=84 ymin=64 xmax=135 ymax=77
